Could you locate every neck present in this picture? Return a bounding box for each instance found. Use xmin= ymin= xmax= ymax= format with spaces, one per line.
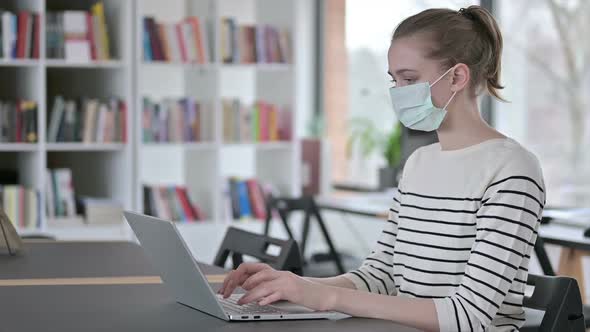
xmin=436 ymin=95 xmax=505 ymax=151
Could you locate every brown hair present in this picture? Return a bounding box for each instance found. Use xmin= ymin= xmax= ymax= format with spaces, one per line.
xmin=392 ymin=6 xmax=505 ymax=101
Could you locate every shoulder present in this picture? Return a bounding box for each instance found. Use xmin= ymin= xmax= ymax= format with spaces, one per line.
xmin=486 ymin=139 xmax=546 ymax=198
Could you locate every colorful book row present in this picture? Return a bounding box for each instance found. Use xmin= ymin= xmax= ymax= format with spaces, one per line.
xmin=222 ymin=99 xmax=292 ymax=143
xmin=221 ymin=18 xmax=290 ymax=64
xmin=142 ymin=97 xmax=213 ymax=143
xmin=0 ymin=185 xmax=40 ymax=229
xmin=227 ymin=178 xmax=268 ymax=220
xmin=47 ymin=96 xmax=127 ymax=143
xmin=143 ymin=185 xmax=205 ymax=222
xmin=0 ymin=99 xmax=37 ymax=143
xmin=143 ymin=16 xmax=210 ymax=64
xmin=0 ymin=10 xmax=40 ymax=59
xmin=46 ymin=2 xmax=111 ymax=61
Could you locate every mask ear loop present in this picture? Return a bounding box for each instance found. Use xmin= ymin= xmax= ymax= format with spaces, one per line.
xmin=442 ymin=91 xmax=458 ymax=111
xmin=429 ymin=65 xmax=457 ymax=87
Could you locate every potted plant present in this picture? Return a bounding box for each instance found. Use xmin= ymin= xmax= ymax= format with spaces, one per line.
xmin=347 ymin=118 xmax=403 ymax=189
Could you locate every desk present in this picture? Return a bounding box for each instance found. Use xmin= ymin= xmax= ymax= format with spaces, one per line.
xmin=0 ymin=241 xmax=418 ymax=332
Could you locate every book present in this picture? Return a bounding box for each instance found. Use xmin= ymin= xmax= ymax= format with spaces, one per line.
xmin=143 ymin=16 xmax=210 ymax=64
xmin=46 ymin=3 xmax=111 ymax=61
xmin=143 ymin=185 xmax=203 ymax=222
xmin=53 ymin=168 xmax=76 ymax=217
xmin=91 ymin=2 xmax=110 ymax=60
xmin=48 ymin=96 xmax=125 ymax=143
xmin=63 ymin=11 xmax=91 ymax=62
xmin=226 ymin=178 xmax=269 ymax=221
xmin=219 ymin=18 xmax=291 ymax=64
xmin=78 ymin=197 xmax=123 ymax=224
xmin=142 ymin=97 xmax=210 ymax=143
xmin=0 ymin=99 xmax=37 ymax=143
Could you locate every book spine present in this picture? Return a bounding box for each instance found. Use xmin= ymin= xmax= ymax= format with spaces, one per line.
xmin=228 ymin=178 xmax=241 ymax=219
xmin=32 ymin=13 xmax=40 ymax=59
xmin=86 ymin=12 xmax=96 ymax=60
xmin=16 ymin=12 xmax=27 ymax=58
xmin=247 ymin=179 xmax=266 ymax=220
xmin=237 ymin=181 xmax=252 ymax=218
xmin=175 ymin=23 xmax=187 ymax=62
xmin=175 ymin=187 xmax=195 ymax=221
xmin=142 ymin=18 xmax=152 ymax=61
xmin=119 ymin=100 xmax=127 ymax=143
xmin=91 ymin=2 xmax=109 ymax=60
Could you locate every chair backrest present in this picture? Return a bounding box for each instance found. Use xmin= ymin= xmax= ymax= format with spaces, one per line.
xmin=213 ymin=227 xmax=303 ymax=275
xmin=525 ymin=274 xmax=585 ymax=331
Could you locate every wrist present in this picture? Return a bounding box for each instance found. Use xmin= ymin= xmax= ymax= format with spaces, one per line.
xmin=320 ymin=285 xmax=341 ymax=312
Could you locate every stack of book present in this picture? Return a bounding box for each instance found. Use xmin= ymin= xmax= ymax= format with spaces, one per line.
xmin=0 ymin=99 xmax=38 ymax=143
xmin=142 ymin=97 xmax=212 ymax=143
xmin=222 ymin=99 xmax=292 ymax=143
xmin=0 ymin=185 xmax=40 ymax=229
xmin=143 ymin=185 xmax=205 ymax=222
xmin=47 ymin=96 xmax=127 ymax=143
xmin=220 ymin=18 xmax=290 ymax=64
xmin=226 ymin=178 xmax=268 ymax=221
xmin=46 ymin=2 xmax=111 ymax=61
xmin=77 ymin=197 xmax=123 ymax=225
xmin=0 ymin=10 xmax=40 ymax=59
xmin=45 ymin=168 xmax=77 ymax=219
xmin=142 ymin=16 xmax=210 ymax=64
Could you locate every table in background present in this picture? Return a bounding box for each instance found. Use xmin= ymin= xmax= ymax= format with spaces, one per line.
xmin=0 ymin=241 xmax=418 ymax=332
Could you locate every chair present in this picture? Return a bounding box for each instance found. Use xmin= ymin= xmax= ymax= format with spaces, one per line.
xmin=264 ymin=196 xmax=345 ymax=274
xmin=534 ymin=232 xmax=590 ymax=327
xmin=213 ymin=226 xmax=303 ymax=275
xmin=522 ymin=274 xmax=585 ymax=332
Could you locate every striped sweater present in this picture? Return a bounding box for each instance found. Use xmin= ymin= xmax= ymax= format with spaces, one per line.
xmin=343 ymin=138 xmax=545 ymax=332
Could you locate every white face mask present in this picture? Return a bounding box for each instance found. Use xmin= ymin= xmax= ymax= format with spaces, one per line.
xmin=389 ymin=66 xmax=458 ymax=132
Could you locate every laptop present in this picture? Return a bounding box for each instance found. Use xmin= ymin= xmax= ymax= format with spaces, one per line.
xmin=124 ymin=211 xmax=346 ymax=321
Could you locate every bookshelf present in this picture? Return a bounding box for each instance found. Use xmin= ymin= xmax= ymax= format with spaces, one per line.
xmin=136 ymin=0 xmax=301 ymax=227
xmin=0 ymin=0 xmax=309 ymax=240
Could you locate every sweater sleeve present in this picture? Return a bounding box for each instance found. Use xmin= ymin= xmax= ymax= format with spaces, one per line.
xmin=434 ymin=160 xmax=546 ymax=331
xmin=342 ymin=188 xmax=401 ymax=295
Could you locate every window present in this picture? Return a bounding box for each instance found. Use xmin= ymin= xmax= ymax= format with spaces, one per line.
xmin=325 ymin=0 xmax=479 ymax=188
xmin=494 ymin=0 xmax=590 ymax=206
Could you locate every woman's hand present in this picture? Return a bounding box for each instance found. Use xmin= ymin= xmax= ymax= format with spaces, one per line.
xmin=218 ymin=262 xmax=336 ymax=311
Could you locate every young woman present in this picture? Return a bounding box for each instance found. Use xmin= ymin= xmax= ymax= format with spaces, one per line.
xmin=219 ymin=6 xmax=545 ymax=332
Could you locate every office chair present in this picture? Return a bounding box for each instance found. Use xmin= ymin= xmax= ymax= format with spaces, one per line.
xmin=534 ymin=230 xmax=590 ymax=327
xmin=522 ymin=274 xmax=585 ymax=332
xmin=213 ymin=226 xmax=303 ymax=275
xmin=264 ymin=195 xmax=345 ymax=274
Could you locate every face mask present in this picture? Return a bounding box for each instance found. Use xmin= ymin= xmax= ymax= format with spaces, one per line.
xmin=389 ymin=66 xmax=458 ymax=132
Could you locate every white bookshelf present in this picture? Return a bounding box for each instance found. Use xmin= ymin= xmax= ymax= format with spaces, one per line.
xmin=0 ymin=0 xmax=134 ymax=238
xmin=0 ymin=0 xmax=311 ymax=240
xmin=136 ymin=0 xmax=302 ymax=226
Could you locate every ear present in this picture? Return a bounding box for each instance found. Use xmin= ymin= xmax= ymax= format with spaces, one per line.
xmin=450 ymin=63 xmax=470 ymax=92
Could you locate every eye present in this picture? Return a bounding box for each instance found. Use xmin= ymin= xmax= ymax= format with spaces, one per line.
xmin=404 ymin=79 xmax=416 ymax=84
xmin=389 ymin=79 xmax=397 ymax=88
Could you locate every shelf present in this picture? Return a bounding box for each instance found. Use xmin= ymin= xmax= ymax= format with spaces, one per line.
xmin=0 ymin=59 xmax=40 ymax=67
xmin=220 ymin=63 xmax=292 ymax=71
xmin=222 ymin=142 xmax=293 ymax=150
xmin=0 ymin=143 xmax=39 ymax=152
xmin=141 ymin=61 xmax=215 ymax=70
xmin=45 ymin=59 xmax=125 ymax=69
xmin=46 ymin=143 xmax=127 ymax=152
xmin=142 ymin=142 xmax=218 ymax=151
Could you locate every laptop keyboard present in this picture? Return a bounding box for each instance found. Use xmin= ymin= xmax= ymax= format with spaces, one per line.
xmin=218 ymin=294 xmax=285 ymax=314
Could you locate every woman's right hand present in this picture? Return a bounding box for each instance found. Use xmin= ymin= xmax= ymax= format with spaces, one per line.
xmin=218 ymin=262 xmax=274 ymax=298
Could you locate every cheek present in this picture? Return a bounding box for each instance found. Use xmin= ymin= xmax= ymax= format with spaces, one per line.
xmin=430 ymin=84 xmax=453 ymax=108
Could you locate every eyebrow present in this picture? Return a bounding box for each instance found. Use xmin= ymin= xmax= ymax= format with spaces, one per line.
xmin=387 ymin=69 xmax=418 ymax=76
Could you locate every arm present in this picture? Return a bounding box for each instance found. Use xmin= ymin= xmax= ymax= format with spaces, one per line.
xmin=307 ymin=188 xmax=402 ymax=292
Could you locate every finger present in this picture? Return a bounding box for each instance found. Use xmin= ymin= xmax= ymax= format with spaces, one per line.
xmin=222 ymin=279 xmax=235 ymax=298
xmin=242 ymin=270 xmax=280 ymax=291
xmin=258 ymin=291 xmax=283 ymax=306
xmin=238 ymin=279 xmax=281 ymax=305
xmin=219 ymin=270 xmax=235 ymax=294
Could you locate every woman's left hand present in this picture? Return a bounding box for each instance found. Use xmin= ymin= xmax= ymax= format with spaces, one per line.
xmin=237 ymin=269 xmax=335 ymax=311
